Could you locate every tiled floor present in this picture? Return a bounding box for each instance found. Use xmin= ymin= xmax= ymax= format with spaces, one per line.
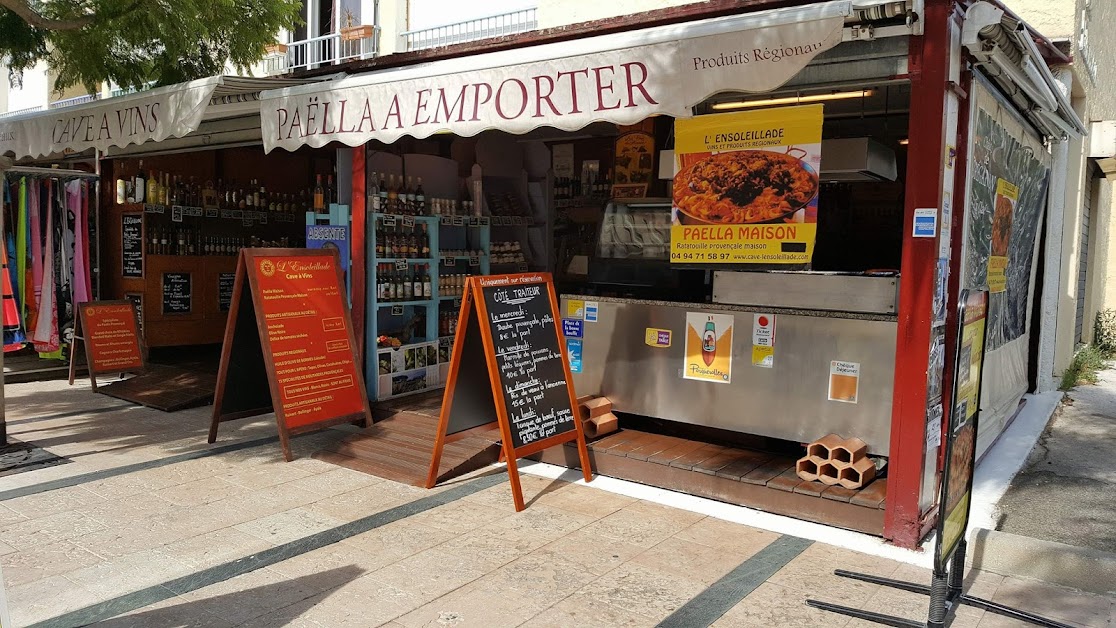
xmin=1 ymin=379 xmax=1114 ymax=627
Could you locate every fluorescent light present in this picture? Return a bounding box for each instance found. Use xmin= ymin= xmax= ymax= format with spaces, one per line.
xmin=712 ymin=90 xmax=874 ymax=110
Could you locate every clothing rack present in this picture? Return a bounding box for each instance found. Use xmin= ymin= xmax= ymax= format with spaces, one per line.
xmin=3 ymin=166 xmax=100 ymax=181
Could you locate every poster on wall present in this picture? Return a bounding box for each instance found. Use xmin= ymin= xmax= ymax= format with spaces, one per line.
xmin=986 ymin=179 xmax=1018 ymax=294
xmin=964 ymin=83 xmax=1050 ymax=351
xmin=670 ymin=105 xmax=823 ymax=266
xmin=683 ymin=312 xmax=733 ymax=383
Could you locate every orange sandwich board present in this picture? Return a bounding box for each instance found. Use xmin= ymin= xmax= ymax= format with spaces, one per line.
xmin=70 ymin=300 xmax=146 ymax=392
xmin=209 ymin=248 xmax=371 ymax=461
xmin=426 ymin=272 xmax=593 ymax=510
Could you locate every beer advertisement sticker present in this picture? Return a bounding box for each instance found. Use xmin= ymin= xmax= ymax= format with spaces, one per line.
xmin=683 ymin=312 xmax=733 ymax=384
xmin=828 ymin=361 xmax=860 ymax=403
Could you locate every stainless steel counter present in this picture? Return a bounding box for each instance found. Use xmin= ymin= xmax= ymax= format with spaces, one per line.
xmin=562 ymin=295 xmax=896 ymax=454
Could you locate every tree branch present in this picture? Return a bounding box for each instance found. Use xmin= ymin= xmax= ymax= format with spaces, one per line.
xmin=0 ymin=0 xmax=94 ymax=31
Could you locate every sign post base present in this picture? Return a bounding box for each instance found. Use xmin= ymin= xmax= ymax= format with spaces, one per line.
xmin=806 ymin=542 xmax=1071 ymax=628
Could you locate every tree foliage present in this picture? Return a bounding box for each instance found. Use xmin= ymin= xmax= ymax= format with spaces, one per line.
xmin=0 ymin=0 xmax=301 ymax=93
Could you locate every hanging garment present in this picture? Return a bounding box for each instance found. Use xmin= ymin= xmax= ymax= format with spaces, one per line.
xmin=15 ymin=178 xmax=28 ymax=324
xmin=33 ymin=178 xmax=59 ymax=354
xmin=70 ymin=180 xmax=91 ymax=305
xmin=1 ymin=235 xmax=25 ymax=351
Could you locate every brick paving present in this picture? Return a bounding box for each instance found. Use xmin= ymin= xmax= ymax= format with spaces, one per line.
xmin=1 ymin=379 xmax=1113 ymax=627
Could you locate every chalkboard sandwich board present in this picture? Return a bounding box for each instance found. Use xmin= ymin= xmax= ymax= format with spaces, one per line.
xmin=209 ymin=248 xmax=372 ymax=461
xmin=70 ymin=300 xmax=146 ymax=392
xmin=426 ymin=272 xmax=593 ymax=510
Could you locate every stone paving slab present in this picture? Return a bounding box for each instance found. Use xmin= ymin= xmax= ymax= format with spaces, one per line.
xmin=1 ymin=379 xmax=1113 ymax=628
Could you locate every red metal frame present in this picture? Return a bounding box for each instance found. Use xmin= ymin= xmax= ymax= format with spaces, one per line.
xmin=351 ymin=147 xmax=367 ymax=361
xmin=884 ymin=0 xmax=954 ymax=549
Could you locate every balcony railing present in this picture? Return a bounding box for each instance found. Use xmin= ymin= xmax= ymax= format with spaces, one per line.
xmin=401 ymin=7 xmax=537 ymax=51
xmin=0 ymin=104 xmax=45 ymax=120
xmin=49 ymin=94 xmax=99 ymax=109
xmin=270 ymin=26 xmax=380 ymax=75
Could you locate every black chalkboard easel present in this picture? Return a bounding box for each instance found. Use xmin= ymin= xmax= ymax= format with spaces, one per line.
xmin=426 ymin=272 xmax=593 ymax=510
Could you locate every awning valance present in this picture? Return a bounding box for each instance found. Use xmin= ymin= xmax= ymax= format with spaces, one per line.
xmin=0 ymin=75 xmax=338 ymax=160
xmin=259 ymin=1 xmax=853 ymax=153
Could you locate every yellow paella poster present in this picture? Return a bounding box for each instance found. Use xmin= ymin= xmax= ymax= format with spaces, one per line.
xmin=987 ymin=178 xmax=1017 ymax=294
xmin=671 ymin=105 xmax=823 ymax=264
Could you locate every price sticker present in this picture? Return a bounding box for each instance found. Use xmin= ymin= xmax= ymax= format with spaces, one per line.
xmin=394 ymin=259 xmax=409 ymax=271
xmin=391 ymin=305 xmax=404 ymax=316
xmin=171 ymin=206 xmax=184 ymax=223
xmin=444 ymin=257 xmax=456 ymax=267
xmin=454 ymin=298 xmax=461 ymax=308
xmin=259 ymin=214 xmax=268 ymax=225
xmin=479 ymin=216 xmax=490 ymax=226
xmin=205 ymin=208 xmax=218 ymax=218
xmin=242 ymin=217 xmax=253 ymax=227
xmin=452 ymin=216 xmax=465 ymax=227
xmin=382 ymin=215 xmax=397 ymax=227
xmin=440 ymin=216 xmax=452 ymax=226
xmin=402 ymin=215 xmax=415 ymax=228
xmin=516 ymin=263 xmax=528 ymax=272
xmin=469 ymin=256 xmax=481 ymax=267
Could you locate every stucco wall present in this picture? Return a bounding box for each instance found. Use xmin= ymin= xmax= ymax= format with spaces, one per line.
xmin=1075 ymin=0 xmax=1116 ymax=121
xmin=1004 ymin=0 xmax=1074 ymax=40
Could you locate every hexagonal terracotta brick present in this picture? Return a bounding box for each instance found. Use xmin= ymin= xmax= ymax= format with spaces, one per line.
xmin=806 ymin=434 xmax=844 ymax=460
xmin=832 ymin=437 xmax=868 ymax=466
xmin=837 ymin=457 xmax=877 ymax=489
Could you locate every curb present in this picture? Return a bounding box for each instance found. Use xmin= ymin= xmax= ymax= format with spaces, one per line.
xmin=970 ymin=528 xmax=1116 ymax=596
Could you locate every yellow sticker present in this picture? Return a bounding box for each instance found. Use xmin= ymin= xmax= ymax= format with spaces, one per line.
xmin=566 ymin=299 xmax=584 ymax=319
xmin=752 ymin=345 xmax=774 ymax=368
xmin=645 ymin=328 xmax=672 ymax=348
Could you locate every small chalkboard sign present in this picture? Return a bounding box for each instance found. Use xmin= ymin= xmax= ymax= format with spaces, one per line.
xmin=122 ymin=214 xmax=144 ymax=278
xmin=426 ymin=272 xmax=592 ymax=510
xmin=162 ymin=272 xmax=192 ymax=314
xmin=217 ymin=272 xmax=235 ymax=312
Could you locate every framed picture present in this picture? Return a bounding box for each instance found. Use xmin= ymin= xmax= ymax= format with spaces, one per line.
xmin=612 ymin=183 xmax=648 ymax=199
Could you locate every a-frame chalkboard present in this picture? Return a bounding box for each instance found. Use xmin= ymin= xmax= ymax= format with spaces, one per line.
xmin=426 ymin=272 xmax=593 ymax=510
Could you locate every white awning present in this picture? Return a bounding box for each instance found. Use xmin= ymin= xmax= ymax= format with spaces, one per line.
xmin=259 ymin=1 xmax=853 ymax=153
xmin=0 ymin=75 xmax=336 ymax=160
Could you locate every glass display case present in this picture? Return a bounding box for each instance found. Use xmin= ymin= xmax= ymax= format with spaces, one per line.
xmin=587 ymin=198 xmax=705 ymax=300
xmin=595 ymin=198 xmax=671 ymax=261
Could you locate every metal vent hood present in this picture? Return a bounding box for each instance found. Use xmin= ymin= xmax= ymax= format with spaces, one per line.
xmin=820 ymin=137 xmax=898 ymax=181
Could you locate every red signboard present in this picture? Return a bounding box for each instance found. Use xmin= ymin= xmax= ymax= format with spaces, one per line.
xmin=75 ymin=301 xmax=145 ymax=390
xmin=209 ymin=248 xmax=370 ymax=460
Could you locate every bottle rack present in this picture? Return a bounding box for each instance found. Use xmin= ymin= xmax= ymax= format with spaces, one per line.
xmin=367 ymin=212 xmax=491 ymax=401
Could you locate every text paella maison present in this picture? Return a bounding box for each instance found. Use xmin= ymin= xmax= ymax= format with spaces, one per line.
xmin=680 ymin=224 xmax=799 ymax=240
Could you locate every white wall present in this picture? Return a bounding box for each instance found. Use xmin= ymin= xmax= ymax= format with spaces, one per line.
xmin=2 ymin=61 xmax=50 ymax=114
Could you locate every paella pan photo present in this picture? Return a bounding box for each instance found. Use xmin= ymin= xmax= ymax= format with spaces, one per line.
xmin=673 ymin=149 xmax=819 ymax=225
